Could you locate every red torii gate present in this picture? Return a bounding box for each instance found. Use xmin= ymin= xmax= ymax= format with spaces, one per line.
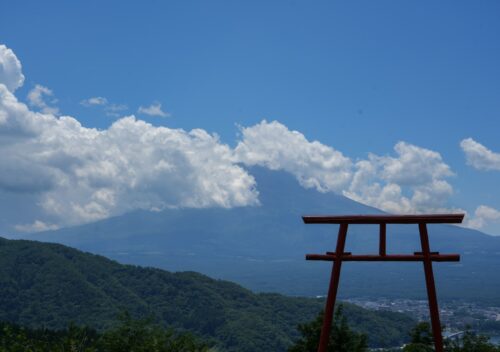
xmin=303 ymin=213 xmax=464 ymax=352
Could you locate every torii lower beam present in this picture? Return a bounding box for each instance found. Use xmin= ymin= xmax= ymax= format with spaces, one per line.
xmin=302 ymin=213 xmax=464 ymax=352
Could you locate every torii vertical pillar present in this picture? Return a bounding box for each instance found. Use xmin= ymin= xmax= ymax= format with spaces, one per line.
xmin=303 ymin=214 xmax=464 ymax=352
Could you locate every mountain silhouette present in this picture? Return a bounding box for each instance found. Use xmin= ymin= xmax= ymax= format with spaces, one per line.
xmin=23 ymin=167 xmax=500 ymax=304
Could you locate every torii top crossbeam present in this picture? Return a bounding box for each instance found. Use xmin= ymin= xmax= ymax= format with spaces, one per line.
xmin=302 ymin=213 xmax=464 ymax=352
xmin=302 ymin=213 xmax=464 ymax=224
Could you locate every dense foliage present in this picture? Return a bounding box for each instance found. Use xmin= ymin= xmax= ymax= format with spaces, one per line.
xmin=445 ymin=331 xmax=500 ymax=352
xmin=383 ymin=322 xmax=500 ymax=352
xmin=288 ymin=305 xmax=368 ymax=352
xmin=0 ymin=237 xmax=415 ymax=350
xmin=0 ymin=315 xmax=213 ymax=351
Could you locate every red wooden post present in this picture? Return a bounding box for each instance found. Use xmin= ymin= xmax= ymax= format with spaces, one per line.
xmin=419 ymin=223 xmax=444 ymax=352
xmin=317 ymin=223 xmax=348 ymax=352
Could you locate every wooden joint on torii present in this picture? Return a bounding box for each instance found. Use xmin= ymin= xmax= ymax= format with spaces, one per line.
xmin=302 ymin=213 xmax=465 ymax=352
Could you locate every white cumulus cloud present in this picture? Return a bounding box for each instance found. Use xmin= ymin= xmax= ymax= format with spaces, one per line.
xmin=466 ymin=205 xmax=500 ymax=231
xmin=138 ymin=102 xmax=170 ymax=117
xmin=27 ymin=84 xmax=60 ymax=115
xmin=0 ymin=44 xmax=24 ymax=92
xmin=234 ymin=121 xmax=457 ymax=215
xmin=344 ymin=142 xmax=456 ymax=214
xmin=235 ymin=120 xmax=353 ymax=193
xmin=1 ymin=93 xmax=259 ymax=226
xmin=460 ymin=138 xmax=500 ymax=171
xmin=235 ymin=121 xmax=459 ymax=213
xmin=0 ymin=44 xmax=259 ymax=229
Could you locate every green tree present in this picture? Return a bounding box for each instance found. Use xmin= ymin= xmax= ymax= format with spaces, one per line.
xmin=403 ymin=322 xmax=434 ymax=352
xmin=400 ymin=322 xmax=500 ymax=352
xmin=289 ymin=305 xmax=368 ymax=352
xmin=445 ymin=330 xmax=500 ymax=352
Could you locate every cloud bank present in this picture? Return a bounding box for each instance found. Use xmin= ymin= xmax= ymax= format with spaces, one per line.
xmin=235 ymin=121 xmax=456 ymax=215
xmin=0 ymin=91 xmax=259 ymax=226
xmin=0 ymin=44 xmax=477 ymax=233
xmin=0 ymin=45 xmax=259 ymax=230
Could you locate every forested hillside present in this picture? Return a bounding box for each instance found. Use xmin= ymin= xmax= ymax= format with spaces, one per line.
xmin=0 ymin=237 xmax=414 ymax=350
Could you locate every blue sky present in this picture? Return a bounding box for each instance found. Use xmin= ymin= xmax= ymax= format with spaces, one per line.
xmin=1 ymin=1 xmax=500 ymax=235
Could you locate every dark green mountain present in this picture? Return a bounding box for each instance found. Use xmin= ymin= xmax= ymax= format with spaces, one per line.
xmin=0 ymin=237 xmax=414 ymax=350
xmin=18 ymin=167 xmax=500 ymax=304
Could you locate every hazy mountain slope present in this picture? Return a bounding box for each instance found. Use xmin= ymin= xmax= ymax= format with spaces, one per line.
xmin=22 ymin=167 xmax=500 ymax=303
xmin=0 ymin=237 xmax=415 ymax=350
